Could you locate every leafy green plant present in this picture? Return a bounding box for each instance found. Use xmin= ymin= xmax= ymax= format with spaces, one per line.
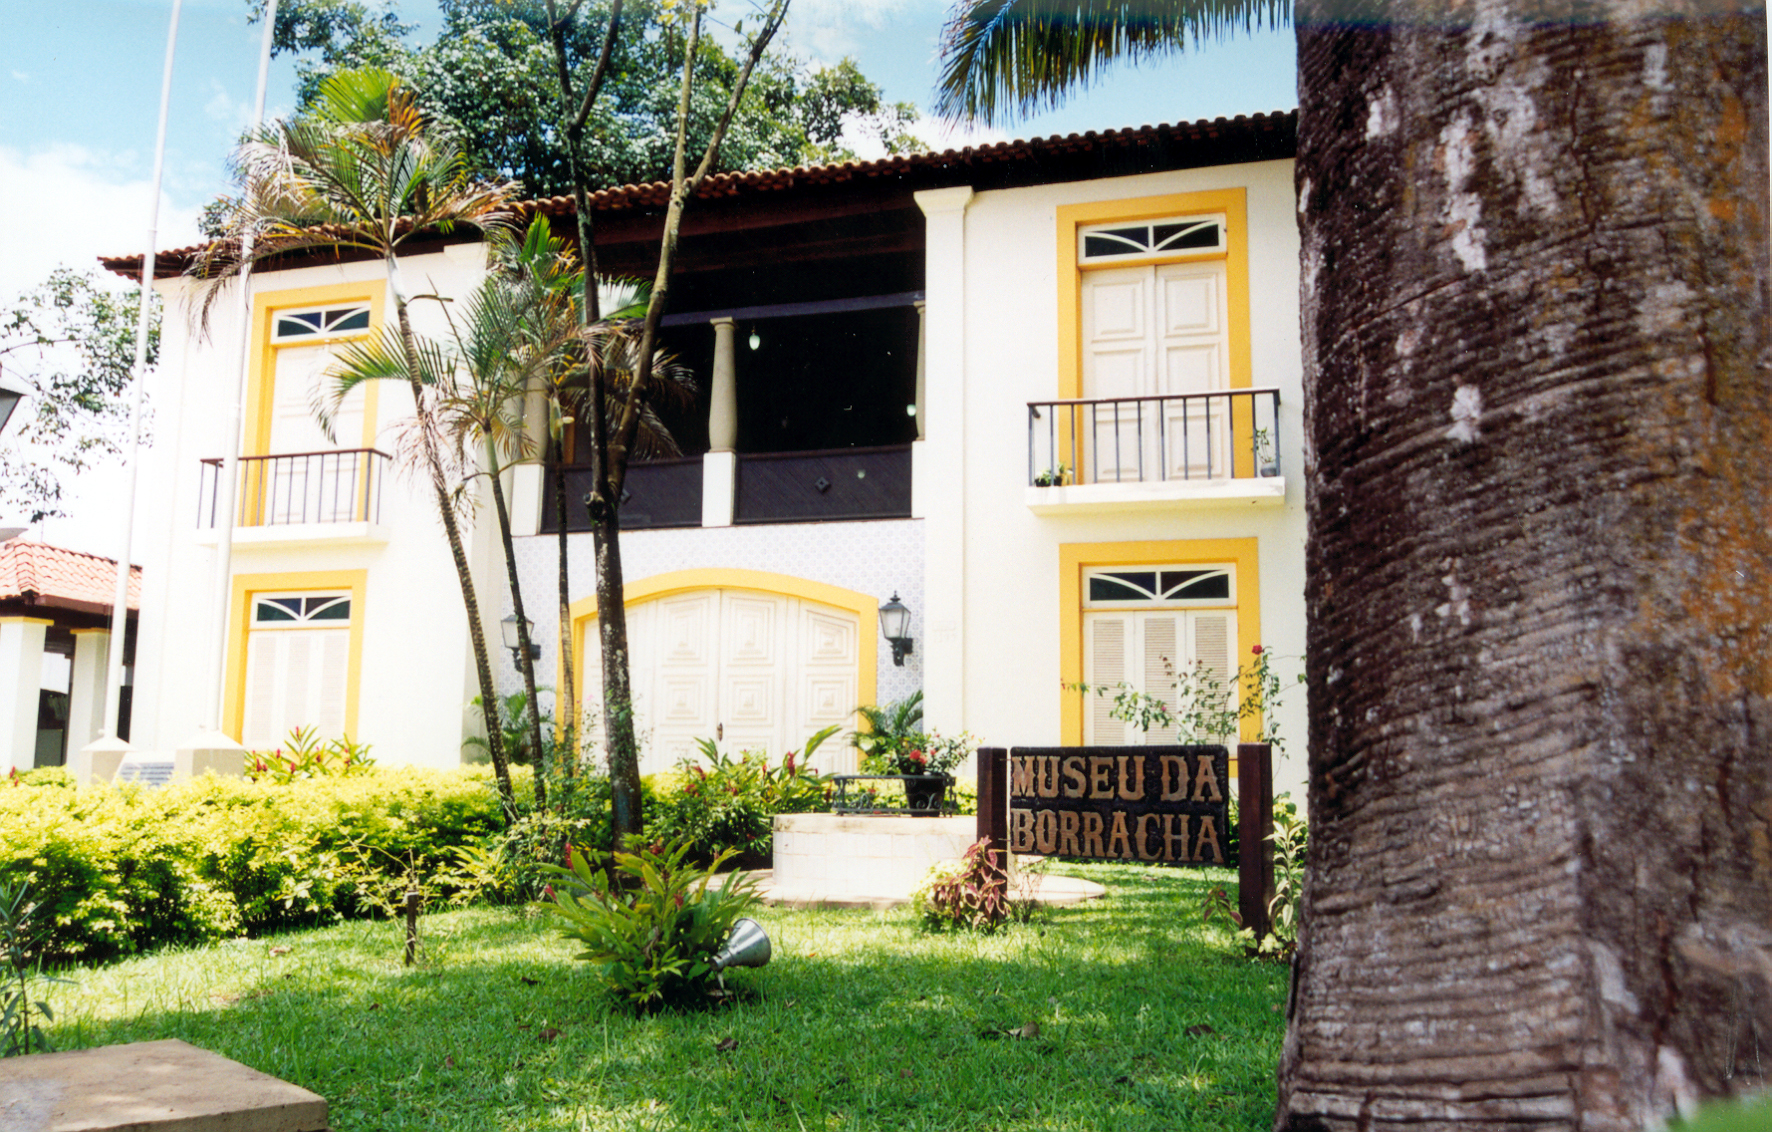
xmin=647 ymin=726 xmax=838 ymax=865
xmin=545 ymin=837 xmax=762 ymax=1011
xmin=1033 ymin=463 xmax=1071 ymax=487
xmin=860 ymin=729 xmax=978 ymax=777
xmin=1203 ymin=794 xmax=1306 ymax=960
xmin=246 ymin=726 xmax=376 ymax=783
xmin=850 ymin=692 xmax=924 ymax=766
xmin=913 ymin=839 xmax=1023 ymax=934
xmin=464 ymin=688 xmax=554 ymax=767
xmin=1 ymin=880 xmax=68 ymax=1056
xmin=1071 ymin=644 xmax=1304 ymax=755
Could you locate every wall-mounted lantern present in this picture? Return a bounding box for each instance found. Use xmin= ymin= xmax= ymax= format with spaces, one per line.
xmin=501 ymin=613 xmax=541 ymax=662
xmin=878 ymin=593 xmax=914 ymax=667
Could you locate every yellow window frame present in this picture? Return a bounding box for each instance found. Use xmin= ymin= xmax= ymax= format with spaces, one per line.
xmin=1059 ymin=538 xmax=1262 ymax=747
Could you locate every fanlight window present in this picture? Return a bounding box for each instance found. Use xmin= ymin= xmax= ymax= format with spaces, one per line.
xmin=1083 ymin=566 xmax=1233 ymax=607
xmin=1079 ymin=216 xmax=1225 ymax=263
xmin=252 ymin=593 xmax=352 ymax=626
xmin=272 ymin=305 xmax=372 ymax=342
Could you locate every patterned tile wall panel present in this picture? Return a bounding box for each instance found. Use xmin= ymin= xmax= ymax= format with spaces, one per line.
xmin=502 ymin=518 xmax=925 ymax=715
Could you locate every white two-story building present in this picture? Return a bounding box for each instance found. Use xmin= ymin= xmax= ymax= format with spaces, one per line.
xmin=101 ymin=109 xmax=1309 ymax=799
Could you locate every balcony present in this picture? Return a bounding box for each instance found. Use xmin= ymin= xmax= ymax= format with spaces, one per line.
xmin=736 ymin=445 xmax=912 ymax=524
xmin=196 ymin=449 xmax=392 ymax=547
xmin=540 ymin=458 xmax=704 ymax=533
xmin=1025 ymin=387 xmax=1286 ymax=514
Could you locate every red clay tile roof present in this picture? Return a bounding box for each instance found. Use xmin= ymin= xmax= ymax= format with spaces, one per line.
xmin=100 ymin=110 xmax=1297 ymax=280
xmin=0 ymin=537 xmax=141 ymax=617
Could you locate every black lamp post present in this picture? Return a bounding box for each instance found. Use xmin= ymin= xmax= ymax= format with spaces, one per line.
xmin=500 ymin=613 xmax=540 ymax=662
xmin=878 ymin=593 xmax=914 ymax=667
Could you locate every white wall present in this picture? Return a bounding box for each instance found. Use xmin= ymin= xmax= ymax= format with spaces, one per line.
xmin=133 ymin=247 xmax=495 ymax=768
xmin=920 ymin=159 xmax=1311 ymax=802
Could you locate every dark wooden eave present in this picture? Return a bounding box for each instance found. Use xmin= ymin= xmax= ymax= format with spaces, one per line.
xmin=99 ymin=110 xmax=1298 ymax=282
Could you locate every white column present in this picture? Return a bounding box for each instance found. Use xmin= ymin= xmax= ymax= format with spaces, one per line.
xmin=913 ymin=300 xmax=927 ymax=442
xmin=708 ymin=317 xmax=738 ymax=452
xmin=0 ymin=617 xmax=51 ymax=773
xmin=66 ymin=629 xmax=110 ymax=753
xmin=702 ymin=452 xmax=736 ymax=528
xmin=702 ymin=317 xmax=740 ymax=528
xmin=913 ymin=186 xmax=973 ymax=737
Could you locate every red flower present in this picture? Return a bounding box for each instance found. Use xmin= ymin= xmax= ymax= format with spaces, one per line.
xmin=1251 ymin=644 xmax=1265 ymax=656
xmin=784 ymin=754 xmax=796 ymax=774
xmin=565 ymin=845 xmax=574 ymax=868
xmin=544 ymin=884 xmax=556 ymax=900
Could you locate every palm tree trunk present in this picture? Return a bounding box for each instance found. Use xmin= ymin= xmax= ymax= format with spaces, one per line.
xmin=1278 ymin=3 xmax=1771 ymax=1127
xmin=487 ymin=438 xmax=548 ymax=811
xmin=390 ymin=282 xmax=516 ymax=820
xmin=591 ymin=506 xmax=641 ymax=847
xmin=554 ymin=444 xmax=576 ymax=788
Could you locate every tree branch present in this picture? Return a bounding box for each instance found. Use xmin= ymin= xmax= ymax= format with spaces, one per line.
xmin=605 ymin=0 xmax=789 ymax=496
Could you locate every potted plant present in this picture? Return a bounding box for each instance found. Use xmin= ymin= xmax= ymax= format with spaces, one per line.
xmin=858 ymin=727 xmax=978 ymax=814
xmin=1254 ymin=428 xmax=1279 ymax=477
xmin=1033 ymin=463 xmax=1071 ymax=487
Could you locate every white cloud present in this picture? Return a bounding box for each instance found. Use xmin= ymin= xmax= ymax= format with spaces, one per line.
xmin=203 ymin=79 xmax=251 ymax=131
xmin=786 ymin=0 xmax=918 ymax=61
xmin=10 ymin=71 xmax=28 ymax=83
xmin=0 ymin=144 xmax=204 ymax=301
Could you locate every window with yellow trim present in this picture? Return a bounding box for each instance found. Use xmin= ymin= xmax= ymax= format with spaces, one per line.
xmin=1082 ymin=565 xmax=1236 ymax=746
xmin=241 ymin=590 xmax=354 ymax=747
xmin=1055 ymin=190 xmax=1255 ymax=484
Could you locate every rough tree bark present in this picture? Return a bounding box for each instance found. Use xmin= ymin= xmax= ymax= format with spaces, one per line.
xmin=1279 ymin=2 xmax=1771 ymax=1127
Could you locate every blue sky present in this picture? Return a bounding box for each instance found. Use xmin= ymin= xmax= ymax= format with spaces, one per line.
xmin=0 ymin=0 xmax=1295 ymax=298
xmin=0 ymin=0 xmax=1293 ymax=546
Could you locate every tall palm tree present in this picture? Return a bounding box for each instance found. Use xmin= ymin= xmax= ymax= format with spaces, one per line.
xmin=934 ymin=0 xmax=1286 ymax=125
xmin=940 ymin=4 xmax=1771 ymax=1127
xmin=324 ymin=216 xmax=692 ymax=813
xmin=194 ymin=68 xmax=521 ymax=818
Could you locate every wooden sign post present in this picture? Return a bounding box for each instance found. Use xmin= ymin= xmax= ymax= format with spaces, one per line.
xmin=976 ymin=743 xmax=1275 ymax=941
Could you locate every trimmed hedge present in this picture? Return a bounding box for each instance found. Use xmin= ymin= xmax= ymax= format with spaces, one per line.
xmin=1 ymin=766 xmax=531 ymax=962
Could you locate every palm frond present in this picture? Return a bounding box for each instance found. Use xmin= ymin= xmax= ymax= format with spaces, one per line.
xmin=935 ymin=0 xmax=1289 ymax=125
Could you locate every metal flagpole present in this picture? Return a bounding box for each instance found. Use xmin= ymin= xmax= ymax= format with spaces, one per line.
xmin=91 ymin=0 xmax=183 ymax=756
xmin=193 ymin=0 xmax=281 ymax=749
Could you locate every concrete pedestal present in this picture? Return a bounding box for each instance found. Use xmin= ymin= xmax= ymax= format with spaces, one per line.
xmin=770 ymin=814 xmax=977 ymax=903
xmin=68 ymin=735 xmax=133 ymax=785
xmin=171 ymin=729 xmax=247 ymax=782
xmin=0 ymin=1038 xmax=328 ymax=1131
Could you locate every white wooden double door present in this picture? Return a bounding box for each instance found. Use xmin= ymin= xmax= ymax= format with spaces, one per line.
xmin=1082 ymin=260 xmax=1230 ymax=482
xmin=584 ymin=589 xmax=861 ymax=776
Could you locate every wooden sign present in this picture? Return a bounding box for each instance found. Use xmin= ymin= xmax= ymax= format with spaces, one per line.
xmin=975 ymin=744 xmax=1273 ymax=939
xmin=1004 ymin=745 xmax=1230 ymax=865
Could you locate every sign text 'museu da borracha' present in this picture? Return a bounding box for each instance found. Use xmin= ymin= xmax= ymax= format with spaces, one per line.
xmin=1008 ymin=745 xmax=1229 ymax=865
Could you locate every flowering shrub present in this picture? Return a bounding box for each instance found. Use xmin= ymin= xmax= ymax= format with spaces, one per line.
xmin=1070 ymin=643 xmax=1303 ymax=755
xmin=245 ymin=725 xmax=375 ymax=784
xmin=0 ymin=766 xmax=523 ymax=961
xmin=645 ymin=725 xmax=838 ymax=866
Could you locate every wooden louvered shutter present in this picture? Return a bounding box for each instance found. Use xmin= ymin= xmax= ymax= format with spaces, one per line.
xmin=241 ymin=627 xmax=350 ymax=747
xmin=1084 ymin=615 xmax=1129 ymax=745
xmin=1142 ymin=614 xmax=1181 ymax=744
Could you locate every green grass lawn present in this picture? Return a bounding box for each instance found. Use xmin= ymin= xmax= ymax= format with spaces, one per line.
xmin=45 ymin=861 xmax=1286 ymax=1131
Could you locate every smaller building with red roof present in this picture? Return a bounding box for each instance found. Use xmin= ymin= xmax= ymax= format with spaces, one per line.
xmin=0 ymin=534 xmax=140 ymax=771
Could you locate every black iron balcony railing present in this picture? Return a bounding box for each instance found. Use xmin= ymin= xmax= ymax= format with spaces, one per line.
xmin=1027 ymin=387 xmax=1282 ymax=488
xmin=735 ymin=444 xmax=912 ymax=524
xmin=198 ymin=449 xmax=390 ymax=528
xmin=541 ymin=458 xmax=704 ymax=532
